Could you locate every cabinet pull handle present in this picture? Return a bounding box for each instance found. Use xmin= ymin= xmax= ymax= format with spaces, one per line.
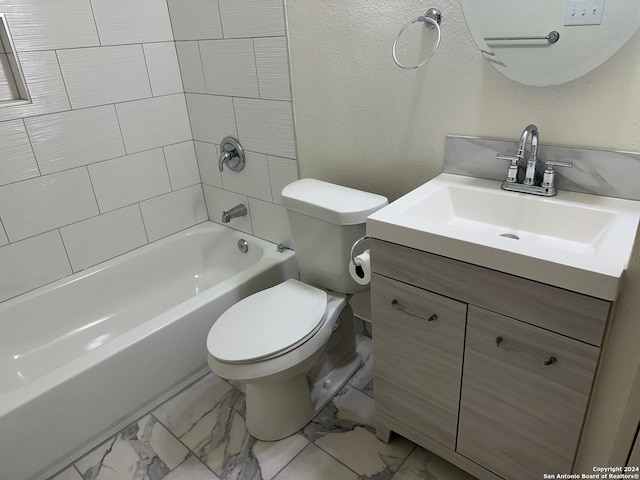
xmin=391 ymin=299 xmax=437 ymax=322
xmin=495 ymin=337 xmax=557 ymax=366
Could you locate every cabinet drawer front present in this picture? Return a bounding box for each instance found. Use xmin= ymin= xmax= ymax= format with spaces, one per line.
xmin=370 ymin=239 xmax=611 ymax=346
xmin=371 ymin=274 xmax=466 ymax=450
xmin=458 ymin=306 xmax=600 ymax=480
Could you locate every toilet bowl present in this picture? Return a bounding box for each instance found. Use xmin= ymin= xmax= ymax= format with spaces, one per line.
xmin=207 ymin=279 xmax=360 ymax=440
xmin=206 ymin=179 xmax=388 ymax=441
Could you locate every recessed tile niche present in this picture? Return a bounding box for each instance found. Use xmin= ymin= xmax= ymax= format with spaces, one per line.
xmin=0 ymin=14 xmax=30 ymax=106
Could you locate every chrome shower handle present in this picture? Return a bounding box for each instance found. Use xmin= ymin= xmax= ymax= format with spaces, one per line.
xmin=218 ymin=137 xmax=246 ymax=172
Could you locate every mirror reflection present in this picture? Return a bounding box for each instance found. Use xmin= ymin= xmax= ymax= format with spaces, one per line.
xmin=460 ymin=0 xmax=640 ymax=86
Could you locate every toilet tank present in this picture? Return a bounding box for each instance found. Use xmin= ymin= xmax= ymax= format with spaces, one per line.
xmin=281 ymin=179 xmax=388 ymax=294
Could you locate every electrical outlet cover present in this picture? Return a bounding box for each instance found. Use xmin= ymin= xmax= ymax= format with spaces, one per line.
xmin=565 ymin=0 xmax=606 ymax=26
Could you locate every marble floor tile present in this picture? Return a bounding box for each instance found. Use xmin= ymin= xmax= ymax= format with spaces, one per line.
xmin=303 ymin=385 xmax=376 ymax=442
xmin=348 ymin=334 xmax=373 ymax=392
xmin=50 ymin=467 xmax=83 ymax=480
xmin=153 ymin=373 xmax=307 ymax=480
xmin=391 ymin=447 xmax=478 ymax=480
xmin=303 ymin=385 xmax=413 ymax=480
xmin=153 ymin=373 xmax=233 ymax=439
xmin=316 ymin=427 xmax=414 ymax=480
xmin=75 ymin=415 xmax=189 ymax=480
xmin=163 ymin=456 xmax=219 ymax=480
xmin=272 ymin=444 xmax=358 ymax=480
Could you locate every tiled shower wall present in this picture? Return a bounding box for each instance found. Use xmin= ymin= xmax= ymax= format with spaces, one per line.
xmin=169 ymin=0 xmax=299 ymax=246
xmin=0 ymin=0 xmax=299 ymax=304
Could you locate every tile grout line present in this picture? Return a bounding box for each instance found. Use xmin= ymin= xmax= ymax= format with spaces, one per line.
xmin=21 ymin=117 xmax=42 ymax=176
xmin=87 ymin=0 xmax=102 ymax=47
xmin=139 ymin=42 xmax=156 ymax=96
xmin=137 ymin=203 xmax=150 ymax=245
xmin=53 ymin=49 xmax=73 ymax=109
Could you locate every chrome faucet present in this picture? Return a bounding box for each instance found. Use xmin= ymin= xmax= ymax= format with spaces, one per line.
xmin=221 ymin=204 xmax=247 ymax=223
xmin=518 ymin=124 xmax=540 ymax=185
xmin=496 ymin=124 xmax=572 ymax=197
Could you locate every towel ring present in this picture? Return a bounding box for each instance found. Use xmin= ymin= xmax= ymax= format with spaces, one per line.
xmin=392 ymin=8 xmax=442 ymax=70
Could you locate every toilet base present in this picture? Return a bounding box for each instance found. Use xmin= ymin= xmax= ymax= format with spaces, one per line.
xmin=245 ymin=351 xmax=362 ymax=441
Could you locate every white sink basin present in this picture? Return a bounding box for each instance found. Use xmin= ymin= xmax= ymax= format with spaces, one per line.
xmin=367 ymin=174 xmax=640 ymax=300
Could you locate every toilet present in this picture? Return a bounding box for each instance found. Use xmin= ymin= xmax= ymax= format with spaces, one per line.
xmin=206 ymin=178 xmax=387 ymax=441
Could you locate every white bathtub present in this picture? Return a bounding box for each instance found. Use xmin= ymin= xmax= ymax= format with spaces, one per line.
xmin=0 ymin=222 xmax=297 ymax=480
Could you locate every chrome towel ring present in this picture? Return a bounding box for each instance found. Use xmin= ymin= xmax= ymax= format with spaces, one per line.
xmin=392 ymin=8 xmax=442 ymax=70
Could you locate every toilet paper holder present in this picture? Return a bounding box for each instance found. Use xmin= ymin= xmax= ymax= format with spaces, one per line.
xmin=350 ymin=235 xmax=370 ymax=265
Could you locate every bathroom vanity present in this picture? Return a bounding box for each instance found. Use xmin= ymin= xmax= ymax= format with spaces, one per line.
xmin=366 ymin=172 xmax=640 ymax=480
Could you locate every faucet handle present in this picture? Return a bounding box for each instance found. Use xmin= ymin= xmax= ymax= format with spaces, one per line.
xmin=541 ymin=160 xmax=573 ymax=188
xmin=496 ymin=154 xmax=519 ymax=183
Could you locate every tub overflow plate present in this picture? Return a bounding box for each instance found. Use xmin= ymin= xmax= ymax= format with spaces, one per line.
xmin=238 ymin=239 xmax=249 ymax=253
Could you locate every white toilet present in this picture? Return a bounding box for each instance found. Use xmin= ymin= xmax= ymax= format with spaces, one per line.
xmin=206 ymin=178 xmax=387 ymax=441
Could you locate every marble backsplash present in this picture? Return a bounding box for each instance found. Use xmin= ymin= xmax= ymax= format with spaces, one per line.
xmin=444 ymin=135 xmax=640 ymax=201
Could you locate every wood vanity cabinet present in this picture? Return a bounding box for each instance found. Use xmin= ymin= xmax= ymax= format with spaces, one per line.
xmin=370 ymin=239 xmax=611 ymax=480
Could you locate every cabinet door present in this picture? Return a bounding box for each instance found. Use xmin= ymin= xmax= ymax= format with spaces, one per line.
xmin=371 ymin=274 xmax=466 ymax=449
xmin=458 ymin=306 xmax=599 ymax=480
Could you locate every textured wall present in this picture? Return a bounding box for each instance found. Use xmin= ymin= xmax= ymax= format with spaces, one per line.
xmin=286 ymin=0 xmax=640 ymax=202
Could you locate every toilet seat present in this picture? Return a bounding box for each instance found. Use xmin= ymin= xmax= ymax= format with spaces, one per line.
xmin=207 ymin=279 xmax=328 ymax=365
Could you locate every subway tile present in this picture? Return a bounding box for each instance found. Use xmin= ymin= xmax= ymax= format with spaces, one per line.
xmin=200 ymin=39 xmax=259 ymax=98
xmin=203 ymin=184 xmax=252 ymax=234
xmin=248 ymin=198 xmax=292 ymax=245
xmin=90 ymin=0 xmax=174 ymax=45
xmin=60 ymin=205 xmax=147 ymax=272
xmin=268 ymin=155 xmax=299 ymax=204
xmin=0 ymin=231 xmax=71 ymax=303
xmin=0 ymin=119 xmax=39 ymax=186
xmin=167 ymin=0 xmax=223 ymax=41
xmin=0 ymin=168 xmax=98 ymax=242
xmin=88 ymin=149 xmax=171 ymax=212
xmin=57 ymin=45 xmax=152 ymax=109
xmin=194 ymin=141 xmax=222 ymax=188
xmin=143 ymin=42 xmax=183 ymax=96
xmin=140 ymin=185 xmax=207 ymax=242
xmin=234 ymin=98 xmax=296 ymax=158
xmin=0 ymin=0 xmax=99 ymax=52
xmin=0 ymin=51 xmax=71 ymax=123
xmin=255 ymin=37 xmax=291 ymax=101
xmin=164 ymin=141 xmax=201 ymax=190
xmin=218 ymin=0 xmax=285 ymax=38
xmin=186 ymin=93 xmax=236 ymax=144
xmin=25 ymin=105 xmax=125 ymax=174
xmin=175 ymin=41 xmax=206 ymax=94
xmin=116 ymin=94 xmax=191 ymax=154
xmin=222 ymin=150 xmax=272 ymax=202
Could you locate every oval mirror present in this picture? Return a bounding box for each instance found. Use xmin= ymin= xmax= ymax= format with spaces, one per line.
xmin=460 ymin=0 xmax=640 ymax=86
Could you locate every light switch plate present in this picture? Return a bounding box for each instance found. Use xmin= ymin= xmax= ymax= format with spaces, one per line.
xmin=565 ymin=0 xmax=606 ymax=26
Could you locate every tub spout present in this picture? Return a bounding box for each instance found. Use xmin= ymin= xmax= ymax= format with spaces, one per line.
xmin=221 ymin=204 xmax=247 ymax=223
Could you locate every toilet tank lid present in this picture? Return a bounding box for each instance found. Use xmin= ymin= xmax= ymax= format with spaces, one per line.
xmin=281 ymin=179 xmax=388 ymax=225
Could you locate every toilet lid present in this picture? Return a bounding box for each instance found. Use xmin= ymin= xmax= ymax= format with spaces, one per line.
xmin=207 ymin=279 xmax=328 ymax=364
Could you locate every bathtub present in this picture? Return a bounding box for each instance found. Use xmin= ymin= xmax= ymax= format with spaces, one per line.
xmin=0 ymin=222 xmax=297 ymax=480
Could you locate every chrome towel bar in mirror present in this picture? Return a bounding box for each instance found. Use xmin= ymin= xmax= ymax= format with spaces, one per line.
xmin=392 ymin=8 xmax=442 ymax=70
xmin=485 ymin=30 xmax=560 ymax=44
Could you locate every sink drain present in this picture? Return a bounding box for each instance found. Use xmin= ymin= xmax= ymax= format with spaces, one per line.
xmin=500 ymin=233 xmax=520 ymax=240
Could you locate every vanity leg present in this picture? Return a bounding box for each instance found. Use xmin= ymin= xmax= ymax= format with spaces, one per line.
xmin=375 ymin=422 xmax=392 ymax=443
